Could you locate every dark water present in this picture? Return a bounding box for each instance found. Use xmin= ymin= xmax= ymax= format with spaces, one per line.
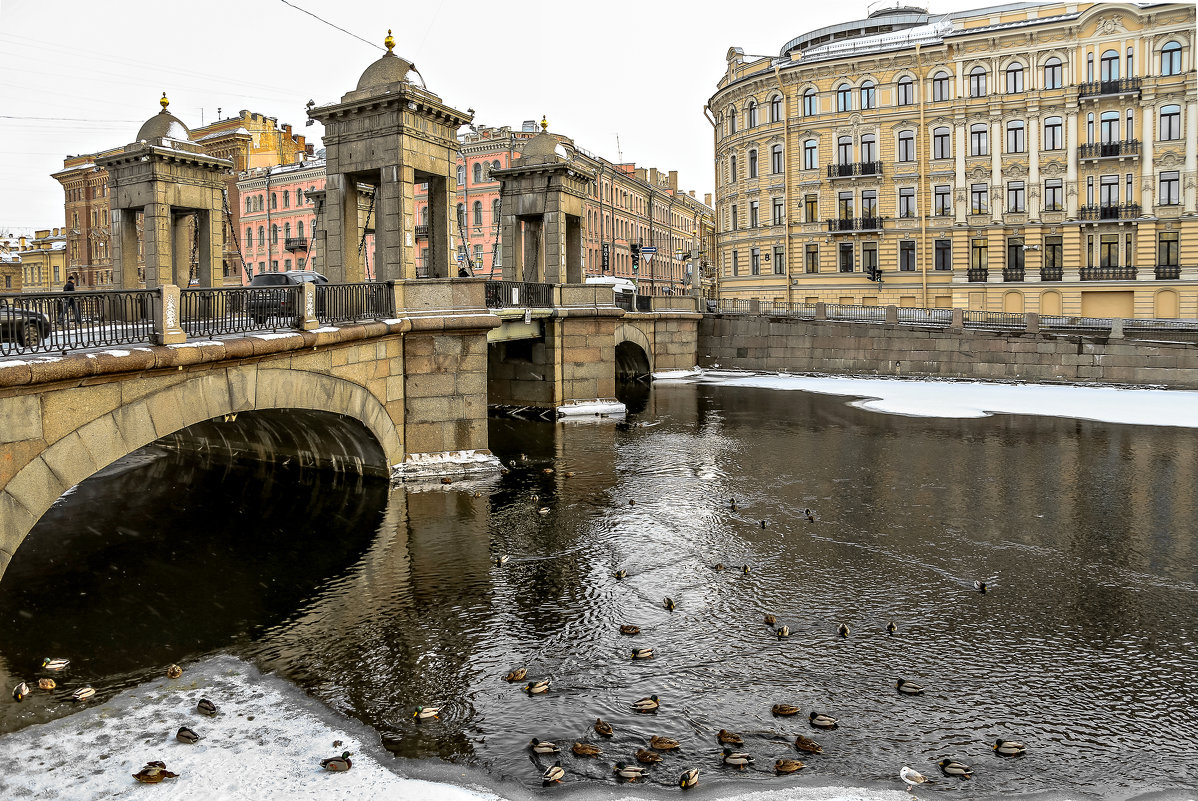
xmin=1 ymin=381 xmax=1196 ymax=798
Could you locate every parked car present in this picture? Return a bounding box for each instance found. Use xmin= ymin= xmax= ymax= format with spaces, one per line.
xmin=246 ymin=270 xmax=328 ymax=323
xmin=0 ymin=304 xmax=52 ymax=347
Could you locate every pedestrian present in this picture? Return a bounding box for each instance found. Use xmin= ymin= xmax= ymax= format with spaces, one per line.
xmin=59 ymin=273 xmax=82 ymax=326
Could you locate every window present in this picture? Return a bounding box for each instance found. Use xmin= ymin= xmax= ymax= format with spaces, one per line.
xmin=271 ymin=224 xmax=278 ymax=244
xmin=804 ymin=194 xmax=818 ymax=222
xmin=749 ymin=201 xmax=759 ymax=228
xmin=932 ymin=71 xmax=951 ymax=101
xmin=1044 ymin=236 xmax=1062 ymax=274
xmin=728 ymin=108 xmax=736 ymax=134
xmin=1043 ymin=57 xmax=1063 ymax=89
xmin=284 ymin=222 xmax=291 ymax=239
xmin=863 ymin=242 xmax=878 ymax=277
xmin=970 ymin=123 xmax=988 ymax=156
xmin=1005 ymin=64 xmax=1024 ymax=93
xmin=803 ymin=140 xmax=817 ymax=170
xmin=297 ymin=189 xmax=304 ymax=206
xmin=297 ymin=220 xmax=304 ymax=237
xmin=729 ymin=154 xmax=737 ymax=181
xmin=860 ymin=81 xmax=876 ymax=110
xmin=837 ymin=84 xmax=852 ymax=112
xmin=933 ymin=127 xmax=951 ymax=159
xmin=969 ymin=67 xmax=987 ymax=97
xmin=245 ymin=227 xmax=253 ymax=249
xmin=898 ymin=187 xmax=916 ymax=218
xmin=1006 ymin=121 xmax=1025 ymax=153
xmin=473 ymin=163 xmax=482 ymax=184
xmin=1160 ymin=171 xmax=1180 ymax=205
xmin=747 ymin=101 xmax=758 ymax=128
xmin=771 ymin=144 xmax=783 ymax=174
xmin=839 ymin=242 xmax=854 ymax=272
xmin=1044 ymin=116 xmax=1063 ymax=150
xmin=935 ymin=239 xmax=952 ymax=270
xmin=971 ymin=238 xmax=988 ymax=270
xmin=1007 ymin=238 xmax=1025 ymax=275
xmin=896 ymin=76 xmax=913 ymax=105
xmin=257 ymin=226 xmax=264 ymax=246
xmin=838 ymin=191 xmax=854 ymax=219
xmin=457 ymin=165 xmax=466 ymax=184
xmin=773 ymin=245 xmax=785 ymax=275
xmin=1159 ymin=232 xmax=1179 ymax=267
xmin=802 ymin=89 xmax=817 ymax=116
xmin=748 ymin=247 xmax=760 ymax=275
xmin=1161 ymin=41 xmax=1182 ymax=76
xmin=1127 ymin=46 xmax=1135 ymax=79
xmin=1044 ymin=179 xmax=1063 ymax=211
xmin=1100 ymin=110 xmax=1120 ymax=143
xmin=492 ymin=160 xmax=501 ymax=172
xmin=732 ymin=250 xmax=739 ymax=275
xmin=1101 ymin=49 xmax=1119 ymax=81
xmin=860 ymin=134 xmax=876 ymax=163
xmin=748 ymin=149 xmax=758 ymax=178
xmin=770 ymin=94 xmax=782 ymax=122
xmin=270 ymin=193 xmax=277 ymax=210
xmin=1007 ymin=181 xmax=1025 ymax=212
xmin=730 ymin=204 xmax=737 ymax=230
xmin=1087 ymin=112 xmax=1095 ymax=143
xmin=899 ymin=241 xmax=915 ymax=271
xmin=1100 ymin=174 xmax=1119 ymax=206
xmin=934 ymin=185 xmax=952 ymax=216
xmin=245 ymin=197 xmax=252 ymax=214
xmin=806 ymin=244 xmax=819 ymax=273
xmin=861 ymin=190 xmax=877 ymax=219
xmin=970 ymin=183 xmax=988 ymax=214
xmin=1160 ymin=105 xmax=1181 ymax=140
xmin=473 ymin=200 xmax=482 ymax=226
xmin=772 ymin=197 xmax=784 ymax=226
xmin=456 ymin=203 xmax=465 ymax=226
xmin=1127 ymin=108 xmax=1135 ymax=140
xmin=837 ymin=136 xmax=853 ymax=165
xmin=493 ymin=198 xmax=501 ymax=224
xmin=897 ymin=130 xmax=915 ymax=162
xmin=282 ymin=191 xmax=289 ymax=209
xmin=1100 ymin=234 xmax=1120 ymax=268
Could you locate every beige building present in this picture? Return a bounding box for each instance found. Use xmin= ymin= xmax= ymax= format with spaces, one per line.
xmin=709 ymin=1 xmax=1197 ymax=319
xmin=17 ymin=229 xmax=68 ymax=292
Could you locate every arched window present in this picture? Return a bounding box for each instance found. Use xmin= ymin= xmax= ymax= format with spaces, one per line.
xmin=1005 ymin=63 xmax=1024 ymax=93
xmin=1100 ymin=49 xmax=1119 ymax=81
xmin=473 ymin=200 xmax=482 ymax=226
xmin=1006 ymin=120 xmax=1025 ymax=153
xmin=932 ymin=71 xmax=951 ymax=101
xmin=271 ymin=223 xmax=278 ymax=244
xmin=1043 ymin=116 xmax=1063 ymax=150
xmin=771 ymin=144 xmax=783 ymax=173
xmin=492 ymin=159 xmax=500 ymax=171
xmin=969 ymin=67 xmax=987 ymax=97
xmin=837 ymin=136 xmax=853 ymax=164
xmin=297 ymin=220 xmax=304 ymax=238
xmin=860 ymin=133 xmax=876 ymax=162
xmin=493 ymin=198 xmax=501 ymax=223
xmin=1160 ymin=104 xmax=1182 ymax=140
xmin=473 ymin=162 xmax=482 ymax=183
xmin=836 ymin=84 xmax=852 ymax=112
xmin=270 ymin=192 xmax=277 ymax=210
xmin=456 ymin=165 xmax=465 ymax=184
xmin=420 ymin=206 xmax=428 ymax=225
xmin=802 ymin=139 xmax=818 ymax=170
xmin=933 ymin=126 xmax=951 ymax=159
xmin=897 ymin=130 xmax=915 ymax=162
xmin=1126 ymin=45 xmax=1134 ymax=78
xmin=802 ymin=89 xmax=817 ymax=116
xmin=284 ymin=222 xmax=291 ymax=239
xmin=747 ymin=100 xmax=758 ymax=128
xmin=748 ymin=149 xmax=758 ymax=178
xmin=1161 ymin=41 xmax=1182 ymax=75
xmin=456 ymin=203 xmax=465 ymax=226
xmin=1100 ymin=110 xmax=1119 ymax=143
xmin=896 ymin=76 xmax=914 ymax=105
xmin=728 ymin=107 xmax=737 ymax=133
xmin=860 ymin=81 xmax=876 ymax=109
xmin=970 ymin=123 xmax=989 ymax=156
xmin=729 ymin=154 xmax=737 ymax=181
xmin=282 ymin=191 xmax=289 ymax=209
xmin=245 ymin=197 xmax=252 ymax=214
xmin=257 ymin=226 xmax=265 ymax=247
xmin=1043 ymin=57 xmax=1063 ymax=89
xmin=296 ymin=188 xmax=304 ymax=206
xmin=770 ymin=94 xmax=782 ymax=122
xmin=245 ymin=227 xmax=253 ymax=249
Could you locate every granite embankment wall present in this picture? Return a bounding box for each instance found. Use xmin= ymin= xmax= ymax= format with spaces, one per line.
xmin=698 ymin=315 xmax=1198 ymax=389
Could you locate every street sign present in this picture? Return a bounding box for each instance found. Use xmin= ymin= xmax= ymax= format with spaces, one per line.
xmin=602 ymin=243 xmax=610 ymax=271
xmin=640 ymin=246 xmax=657 ymax=254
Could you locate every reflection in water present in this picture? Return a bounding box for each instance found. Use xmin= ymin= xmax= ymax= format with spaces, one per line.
xmin=0 ymin=383 xmax=1195 ymax=798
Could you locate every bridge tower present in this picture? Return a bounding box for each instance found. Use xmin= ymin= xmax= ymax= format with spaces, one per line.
xmin=308 ymin=31 xmax=472 ymax=283
xmin=98 ymin=94 xmax=230 ymax=290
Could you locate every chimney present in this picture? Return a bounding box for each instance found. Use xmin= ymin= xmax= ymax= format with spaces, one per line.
xmin=649 ymin=168 xmax=659 ymax=185
xmin=284 ymin=124 xmax=292 ymax=137
xmin=689 ymin=190 xmax=695 ymax=197
xmin=705 ymin=193 xmax=712 ymax=206
xmin=669 ymin=170 xmax=679 ymax=190
xmin=635 ymin=167 xmax=647 ymax=182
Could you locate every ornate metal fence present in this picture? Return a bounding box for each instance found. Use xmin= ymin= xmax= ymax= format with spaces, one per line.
xmin=316 ymin=282 xmax=395 ymax=324
xmin=0 ymin=289 xmax=156 ymax=357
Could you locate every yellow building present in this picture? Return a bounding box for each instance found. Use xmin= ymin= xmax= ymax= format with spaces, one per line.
xmin=709 ymin=1 xmax=1197 ymax=319
xmin=18 ymin=229 xmax=68 ymax=293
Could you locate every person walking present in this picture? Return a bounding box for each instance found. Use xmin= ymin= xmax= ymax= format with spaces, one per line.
xmin=59 ymin=273 xmax=82 ymax=326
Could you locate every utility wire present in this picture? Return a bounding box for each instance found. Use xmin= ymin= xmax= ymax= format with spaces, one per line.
xmin=0 ymin=115 xmax=142 ymax=123
xmin=278 ymin=0 xmax=385 ymax=51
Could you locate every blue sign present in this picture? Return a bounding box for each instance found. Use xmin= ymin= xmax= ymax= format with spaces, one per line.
xmin=640 ymin=246 xmax=657 ymax=254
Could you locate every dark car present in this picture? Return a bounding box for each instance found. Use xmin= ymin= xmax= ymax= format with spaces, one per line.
xmin=245 ymin=270 xmax=328 ymax=323
xmin=0 ymin=303 xmax=53 ymax=347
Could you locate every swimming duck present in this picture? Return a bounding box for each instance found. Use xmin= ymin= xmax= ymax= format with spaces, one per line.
xmin=72 ymin=686 xmax=95 ymax=702
xmin=899 ymin=766 xmax=929 ymax=789
xmin=524 ymin=678 xmax=552 ymax=695
xmin=614 ymin=569 xmax=628 ymax=579
xmin=794 ymin=735 xmax=823 ymax=754
xmin=594 ymin=718 xmax=614 ymax=736
xmin=37 ymin=678 xmax=55 ymax=691
xmin=620 ymin=624 xmax=641 ymax=636
xmin=166 ymin=664 xmax=183 ymax=679
xmin=938 ymin=758 xmax=973 ymax=778
xmin=176 ymin=726 xmax=200 ymax=744
xmin=631 ymin=648 xmax=654 ymax=660
xmin=132 ymin=763 xmax=178 ymax=783
xmin=721 ymin=748 xmax=753 ymax=769
xmin=714 ymin=563 xmax=726 ymax=571
xmin=542 ymin=761 xmax=565 ymax=783
xmin=530 ymin=738 xmax=560 ymax=754
xmin=809 ymin=711 xmax=838 ymax=729
xmin=500 ymin=468 xmax=510 ymax=475
xmin=494 ymin=555 xmax=510 ymax=566
xmin=572 ymin=742 xmax=600 ymax=757
xmin=775 ymin=758 xmax=806 ymax=774
xmin=804 ymin=509 xmax=815 ymax=522
xmin=635 ymin=748 xmax=663 ymax=764
xmin=614 ymin=762 xmax=648 ymax=780
xmin=974 ymin=580 xmax=988 ymax=594
xmin=505 ymin=668 xmax=527 ymax=682
xmin=729 ymin=498 xmax=738 ymax=511
xmin=993 ymin=738 xmax=1026 ymax=756
xmin=772 ymin=703 xmax=800 ymax=716
xmin=837 ymin=622 xmax=851 ymax=638
xmin=473 ymin=491 xmax=482 ymax=497
xmin=440 ymin=477 xmax=453 ymax=485
xmin=543 ymin=468 xmax=554 ymax=475
xmin=649 ymin=735 xmax=680 ymax=750
xmin=776 ymin=625 xmax=791 ymax=638
xmin=742 ymin=565 xmax=751 ymax=575
xmin=321 ymin=751 xmax=353 ymax=772
xmin=896 ymin=679 xmax=924 ymax=695
xmin=41 ymin=658 xmax=69 ymax=671
xmin=413 ymin=705 xmax=441 ymax=719
xmin=197 ymin=698 xmax=217 ymax=716
xmin=763 ymin=613 xmax=777 ymax=626
xmin=760 ymin=520 xmax=768 ymax=528
xmin=886 ymin=621 xmax=897 ymax=635
xmin=679 ymin=768 xmax=700 ymax=788
xmin=12 ymin=682 xmax=28 ymax=702
xmin=538 ymin=507 xmax=550 ymax=515
xmin=717 ymin=728 xmax=743 ymax=745
xmin=631 ymin=695 xmax=660 ymax=712
xmin=628 ymin=499 xmax=636 ymax=506
xmin=664 ymin=597 xmax=676 ymax=611
xmin=565 ymin=471 xmax=575 ymax=478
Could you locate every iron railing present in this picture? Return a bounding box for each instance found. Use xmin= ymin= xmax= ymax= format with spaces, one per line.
xmin=967 ymin=267 xmax=989 ymax=282
xmin=484 ymin=280 xmax=554 ymax=309
xmin=827 ymin=161 xmax=883 ymax=179
xmin=1080 ymin=266 xmax=1138 ymax=280
xmin=635 ymin=295 xmax=652 ymax=312
xmin=181 ymin=285 xmax=302 ymax=337
xmin=826 ymin=216 xmax=883 ymax=232
xmin=283 ymin=237 xmax=309 ymax=252
xmin=897 ymin=307 xmax=954 ymax=326
xmin=1079 ymin=140 xmax=1140 ymax=159
xmin=614 ymin=292 xmax=634 ymax=311
xmin=1002 ymin=267 xmax=1025 ymax=282
xmin=964 ymin=310 xmax=1026 ymax=329
xmin=827 ymin=303 xmax=886 ymax=322
xmin=414 ymin=224 xmax=429 ymax=239
xmin=0 ymin=289 xmax=156 ymax=357
xmin=1040 ymin=267 xmax=1064 ymax=281
xmin=1040 ymin=315 xmax=1114 ymax=330
xmin=1079 ymin=204 xmax=1141 ymax=221
xmin=760 ymin=301 xmax=818 ymax=318
xmin=316 ymin=282 xmax=394 ymax=324
xmin=1078 ymin=77 xmax=1142 ymax=98
xmin=1155 ymin=265 xmax=1181 ymax=279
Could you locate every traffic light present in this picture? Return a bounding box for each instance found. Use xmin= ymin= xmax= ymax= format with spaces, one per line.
xmin=631 ymin=243 xmax=640 ymax=273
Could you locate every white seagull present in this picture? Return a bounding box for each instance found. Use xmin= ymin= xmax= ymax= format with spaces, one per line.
xmin=900 ymin=765 xmax=931 ymax=792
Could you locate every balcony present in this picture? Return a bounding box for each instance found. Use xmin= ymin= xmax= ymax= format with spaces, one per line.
xmin=1079 ymin=204 xmax=1141 ymax=221
xmin=826 ymin=162 xmax=883 ymax=180
xmin=825 ymin=216 xmax=883 ymax=233
xmin=1155 ymin=265 xmax=1181 ymax=279
xmin=1040 ymin=267 xmax=1063 ymax=281
xmin=967 ymin=267 xmax=988 ymax=282
xmin=283 ymin=237 xmax=308 ymax=252
xmin=1002 ymin=267 xmax=1025 ymax=282
xmin=415 ymin=224 xmax=429 ymax=239
xmin=1080 ymin=266 xmax=1137 ymax=280
xmin=1079 ymin=140 xmax=1140 ymax=160
xmin=1078 ymin=77 xmax=1142 ymax=99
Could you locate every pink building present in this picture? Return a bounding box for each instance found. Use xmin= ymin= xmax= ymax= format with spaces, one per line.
xmin=236 ymin=159 xmax=322 ymax=282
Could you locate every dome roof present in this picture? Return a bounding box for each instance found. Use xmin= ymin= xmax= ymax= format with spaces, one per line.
xmin=517 ymin=117 xmax=572 ymax=165
xmin=356 ymin=30 xmax=419 ymax=90
xmin=136 ymin=93 xmax=191 ymax=141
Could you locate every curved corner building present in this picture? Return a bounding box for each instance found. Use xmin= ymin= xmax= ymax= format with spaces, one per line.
xmin=708 ymin=2 xmax=1196 ymax=319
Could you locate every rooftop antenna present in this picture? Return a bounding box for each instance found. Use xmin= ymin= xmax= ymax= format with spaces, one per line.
xmin=616 ymin=133 xmax=623 ymax=163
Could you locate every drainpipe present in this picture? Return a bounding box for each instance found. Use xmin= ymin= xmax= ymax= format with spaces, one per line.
xmin=266 ymin=166 xmax=274 ymax=272
xmin=771 ymin=60 xmax=792 ymax=308
xmin=704 ymin=105 xmax=718 ymax=303
xmin=916 ymin=42 xmax=929 ymax=308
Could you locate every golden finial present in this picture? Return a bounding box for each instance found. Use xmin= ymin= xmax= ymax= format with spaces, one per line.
xmin=540 ymin=115 xmax=548 ymax=132
xmin=160 ymin=92 xmax=169 ymax=110
xmin=385 ymin=29 xmax=395 ymax=53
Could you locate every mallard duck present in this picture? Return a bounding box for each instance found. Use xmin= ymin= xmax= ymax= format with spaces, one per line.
xmin=938 ymin=758 xmax=973 ymax=778
xmin=679 ymin=767 xmax=700 ymax=788
xmin=886 ymin=620 xmax=897 ymax=635
xmin=649 ymin=735 xmax=680 ymax=750
xmin=631 ymin=648 xmax=654 ymax=660
xmin=500 ymin=467 xmax=510 ymax=475
xmin=759 ymin=520 xmax=768 ymax=528
xmin=896 ymin=679 xmax=924 ymax=695
xmin=132 ymin=763 xmax=178 ymax=783
xmin=176 ymin=726 xmax=200 ymax=744
xmin=413 ymin=704 xmax=441 ymax=719
xmin=742 ymin=565 xmax=751 ymax=575
xmin=505 ymin=668 xmax=527 ymax=682
xmin=804 ymin=508 xmax=815 ymax=522
xmin=72 ymin=686 xmax=95 ymax=702
xmin=635 ymin=748 xmax=663 ymax=764
xmin=614 ymin=762 xmax=648 ymax=780
xmin=321 ymin=751 xmax=353 ymax=771
xmin=594 ymin=717 xmax=614 ymax=736
xmin=524 ymin=678 xmax=552 ymax=695
xmin=809 ymin=711 xmax=838 ymax=729
xmin=776 ymin=625 xmax=791 ymax=638
xmin=974 ymin=580 xmax=988 ymax=594
xmin=41 ymin=658 xmax=69 ymax=671
xmin=529 ymin=737 xmax=560 ymax=754
xmin=543 ymin=468 xmax=554 ymax=475
xmin=614 ymin=569 xmax=628 ymax=579
xmin=664 ymin=597 xmax=676 ymax=611
xmin=197 ymin=698 xmax=217 ymax=716
xmin=542 ymin=761 xmax=565 ymax=783
xmin=900 ymin=766 xmax=929 ymax=788
xmin=166 ymin=664 xmax=183 ymax=679
xmin=473 ymin=491 xmax=482 ymax=498
xmin=721 ymin=748 xmax=753 ymax=769
xmin=794 ymin=735 xmax=823 ymax=754
xmin=628 ymin=499 xmax=636 ymax=506
xmin=572 ymin=742 xmax=600 ymax=757
xmin=620 ymin=624 xmax=641 ymax=636
xmin=714 ymin=563 xmax=726 ymax=571
xmin=717 ymin=729 xmax=743 ymax=745
xmin=772 ymin=703 xmax=800 ymax=716
xmin=993 ymin=738 xmax=1026 ymax=756
xmin=775 ymin=758 xmax=806 ymax=774
xmin=729 ymin=498 xmax=738 ymax=511
xmin=837 ymin=622 xmax=851 ymax=637
xmin=37 ymin=678 xmax=55 ymax=691
xmin=494 ymin=555 xmax=509 ymax=566
xmin=631 ymin=694 xmax=659 ymax=712
xmin=763 ymin=613 xmax=777 ymax=626
xmin=12 ymin=682 xmax=28 ymax=702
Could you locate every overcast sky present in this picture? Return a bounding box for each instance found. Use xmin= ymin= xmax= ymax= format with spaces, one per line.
xmin=1 ymin=0 xmax=1003 ymax=233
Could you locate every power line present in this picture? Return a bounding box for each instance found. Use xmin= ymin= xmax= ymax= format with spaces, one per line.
xmin=0 ymin=115 xmax=141 ymax=123
xmin=277 ymin=0 xmax=384 ymax=52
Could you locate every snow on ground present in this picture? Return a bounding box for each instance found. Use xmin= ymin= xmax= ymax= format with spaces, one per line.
xmin=657 ymin=370 xmax=1198 ymax=428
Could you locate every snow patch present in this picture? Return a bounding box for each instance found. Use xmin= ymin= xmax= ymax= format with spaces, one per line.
xmin=652 ymin=366 xmax=702 ymax=380
xmin=249 ymin=332 xmax=301 ymax=341
xmin=392 ymin=449 xmax=502 ymax=481
xmin=556 ymin=399 xmax=627 ymax=419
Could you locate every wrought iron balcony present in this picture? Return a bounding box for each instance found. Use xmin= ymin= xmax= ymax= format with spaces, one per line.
xmin=825 ymin=216 xmax=883 ymax=233
xmin=1079 ymin=204 xmax=1141 ymax=221
xmin=967 ymin=267 xmax=988 ymax=282
xmin=1078 ymin=77 xmax=1142 ymax=98
xmin=283 ymin=236 xmax=308 ymax=252
xmin=415 ymin=224 xmax=429 ymax=239
xmin=826 ymin=161 xmax=883 ymax=179
xmin=1080 ymin=266 xmax=1137 ymax=280
xmin=1079 ymin=140 xmax=1140 ymax=160
xmin=1155 ymin=265 xmax=1181 ymax=279
xmin=1002 ymin=267 xmax=1025 ymax=282
xmin=1040 ymin=267 xmax=1063 ymax=282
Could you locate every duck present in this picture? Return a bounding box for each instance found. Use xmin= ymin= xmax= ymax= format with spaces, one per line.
xmin=896 ymin=679 xmax=924 ymax=695
xmin=775 ymin=758 xmax=806 ymax=774
xmin=809 ymin=711 xmax=838 ymax=729
xmin=635 ymin=748 xmax=663 ymax=764
xmin=572 ymin=742 xmax=601 ymax=757
xmin=776 ymin=625 xmax=791 ymax=638
xmin=72 ymin=686 xmax=95 ymax=702
xmin=804 ymin=508 xmax=815 ymax=522
xmin=37 ymin=678 xmax=55 ymax=691
xmin=494 ymin=555 xmax=510 ymax=566
xmin=614 ymin=762 xmax=648 ymax=781
xmin=679 ymin=767 xmax=700 ymax=788
xmin=837 ymin=622 xmax=851 ymax=638
xmin=628 ymin=499 xmax=636 ymax=506
xmin=614 ymin=569 xmax=628 ymax=579
xmin=714 ymin=563 xmax=726 ymax=571
xmin=132 ymin=763 xmax=178 ymax=783
xmin=543 ymin=468 xmax=554 ymax=475
xmin=974 ymin=580 xmax=988 ymax=594
xmin=542 ymin=761 xmax=565 ymax=784
xmin=440 ymin=477 xmax=453 ymax=485
xmin=620 ymin=624 xmax=641 ymax=636
xmin=631 ymin=695 xmax=660 ymax=712
xmin=41 ymin=658 xmax=69 ymax=671
xmin=565 ymin=471 xmax=576 ymax=478
xmin=794 ymin=735 xmax=823 ymax=754
xmin=166 ymin=664 xmax=183 ymax=679
xmin=175 ymin=726 xmax=200 ymax=744
xmin=529 ymin=737 xmax=560 ymax=754
xmin=742 ymin=565 xmax=751 ymax=575
xmin=886 ymin=620 xmax=897 ymax=635
xmin=649 ymin=735 xmax=680 ymax=750
xmin=12 ymin=682 xmax=28 ymax=702
xmin=729 ymin=498 xmax=738 ymax=511
xmin=594 ymin=718 xmax=614 ymax=736
xmin=524 ymin=678 xmax=552 ymax=695
xmin=197 ymin=698 xmax=217 ymax=716
xmin=473 ymin=491 xmax=482 ymax=498
xmin=899 ymin=766 xmax=930 ymax=789
xmin=505 ymin=668 xmax=527 ymax=682
xmin=938 ymin=758 xmax=973 ymax=778
xmin=631 ymin=648 xmax=654 ymax=660
xmin=717 ymin=729 xmax=743 ymax=746
xmin=538 ymin=507 xmax=550 ymax=515
xmin=664 ymin=597 xmax=676 ymax=611
xmin=721 ymin=748 xmax=754 ymax=769
xmin=500 ymin=467 xmax=510 ymax=475
xmin=772 ymin=703 xmax=801 ymax=716
xmin=413 ymin=705 xmax=441 ymax=719
xmin=320 ymin=751 xmax=353 ymax=772
xmin=760 ymin=520 xmax=768 ymax=528
xmin=993 ymin=738 xmax=1026 ymax=756
xmin=763 ymin=613 xmax=777 ymax=626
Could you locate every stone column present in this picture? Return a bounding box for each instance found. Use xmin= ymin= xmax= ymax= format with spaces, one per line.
xmin=565 ymin=215 xmax=583 ymax=284
xmin=500 ymin=207 xmax=519 ymax=282
xmin=1028 ymin=114 xmax=1041 ymax=219
xmin=1141 ymin=105 xmax=1155 ymax=209
xmin=338 ymin=176 xmax=363 ymax=283
xmin=197 ymin=206 xmax=221 ymax=288
xmin=544 ymin=209 xmax=564 ymax=284
xmin=954 ymin=122 xmax=967 ymax=225
xmin=1184 ymin=100 xmax=1197 ymax=214
xmin=173 ymin=213 xmax=192 ymax=288
xmin=377 ymin=165 xmax=405 ymax=281
xmin=990 ymin=116 xmax=1003 ymax=224
xmin=523 ymin=219 xmax=543 ymax=283
xmin=111 ymin=207 xmax=140 ymax=289
xmin=1066 ymin=111 xmax=1079 ymax=218
xmin=142 ymin=203 xmax=172 ymax=288
xmin=427 ymin=174 xmax=451 ymax=279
